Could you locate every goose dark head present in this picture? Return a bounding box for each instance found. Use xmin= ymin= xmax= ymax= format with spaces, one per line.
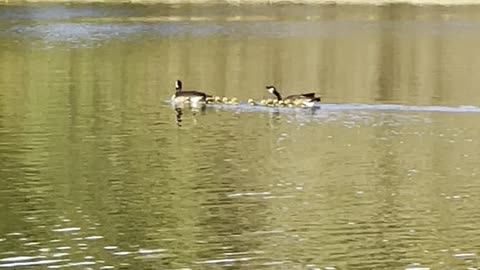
xmin=265 ymin=85 xmax=282 ymax=100
xmin=175 ymin=80 xmax=182 ymax=91
xmin=266 ymin=86 xmax=276 ymax=94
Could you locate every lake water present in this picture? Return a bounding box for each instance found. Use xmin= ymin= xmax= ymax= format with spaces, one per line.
xmin=1 ymin=3 xmax=480 ymax=269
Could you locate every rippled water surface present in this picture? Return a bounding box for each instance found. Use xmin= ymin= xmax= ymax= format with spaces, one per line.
xmin=1 ymin=3 xmax=480 ymax=269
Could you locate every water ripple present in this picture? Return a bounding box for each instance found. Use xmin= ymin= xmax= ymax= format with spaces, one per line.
xmin=0 ymin=259 xmax=65 ymax=268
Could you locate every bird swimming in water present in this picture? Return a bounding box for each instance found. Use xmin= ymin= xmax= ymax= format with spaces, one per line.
xmin=266 ymin=85 xmax=321 ymax=107
xmin=171 ymin=80 xmax=210 ymax=104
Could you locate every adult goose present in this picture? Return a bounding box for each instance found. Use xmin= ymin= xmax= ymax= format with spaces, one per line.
xmin=171 ymin=80 xmax=210 ymax=103
xmin=266 ymin=85 xmax=320 ymax=107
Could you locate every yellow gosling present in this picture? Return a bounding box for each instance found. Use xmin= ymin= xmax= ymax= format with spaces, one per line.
xmin=247 ymin=99 xmax=256 ymax=106
xmin=205 ymin=96 xmax=214 ymax=103
xmin=222 ymin=97 xmax=229 ymax=103
xmin=230 ymin=97 xmax=239 ymax=104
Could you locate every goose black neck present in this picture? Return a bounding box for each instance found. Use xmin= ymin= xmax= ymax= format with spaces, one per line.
xmin=175 ymin=80 xmax=182 ymax=92
xmin=273 ymin=90 xmax=282 ymax=101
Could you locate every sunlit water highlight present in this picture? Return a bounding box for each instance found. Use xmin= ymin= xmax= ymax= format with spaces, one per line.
xmin=188 ymin=102 xmax=480 ymax=113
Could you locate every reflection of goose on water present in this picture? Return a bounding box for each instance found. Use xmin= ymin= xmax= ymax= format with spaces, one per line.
xmin=173 ymin=104 xmax=206 ymax=127
xmin=266 ymin=85 xmax=321 ymax=107
xmin=171 ymin=80 xmax=210 ymax=103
